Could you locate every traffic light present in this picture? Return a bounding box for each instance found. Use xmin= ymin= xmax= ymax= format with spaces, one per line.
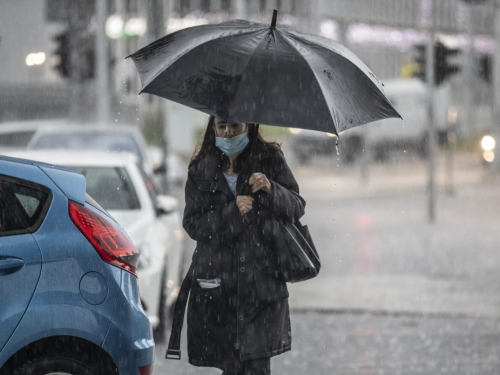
xmin=412 ymin=44 xmax=426 ymax=81
xmin=53 ymin=30 xmax=70 ymax=78
xmin=435 ymin=42 xmax=460 ymax=86
xmin=52 ymin=30 xmax=95 ymax=81
xmin=478 ymin=54 xmax=491 ymax=83
xmin=79 ymin=36 xmax=95 ymax=81
xmin=411 ymin=42 xmax=461 ymax=86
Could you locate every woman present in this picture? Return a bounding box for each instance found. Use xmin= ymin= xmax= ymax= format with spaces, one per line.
xmin=182 ymin=116 xmax=305 ymax=375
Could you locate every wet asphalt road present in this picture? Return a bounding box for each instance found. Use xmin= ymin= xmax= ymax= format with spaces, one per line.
xmin=155 ymin=312 xmax=500 ymax=375
xmin=155 ymin=152 xmax=500 ymax=374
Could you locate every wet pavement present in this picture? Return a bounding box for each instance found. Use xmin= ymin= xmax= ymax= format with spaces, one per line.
xmin=157 ymin=151 xmax=500 ymax=374
xmin=290 ymin=152 xmax=500 ymax=318
xmin=155 ymin=312 xmax=500 ymax=375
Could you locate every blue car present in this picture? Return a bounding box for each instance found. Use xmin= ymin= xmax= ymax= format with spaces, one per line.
xmin=0 ymin=156 xmax=154 ymax=375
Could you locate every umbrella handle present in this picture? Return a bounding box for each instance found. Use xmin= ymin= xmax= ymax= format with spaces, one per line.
xmin=251 ymin=123 xmax=260 ymax=173
xmin=241 ymin=123 xmax=260 ymax=196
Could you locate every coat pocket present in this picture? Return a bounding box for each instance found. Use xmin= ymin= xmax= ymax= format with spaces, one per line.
xmin=253 ymin=261 xmax=289 ymax=303
xmin=192 ymin=278 xmax=227 ymax=325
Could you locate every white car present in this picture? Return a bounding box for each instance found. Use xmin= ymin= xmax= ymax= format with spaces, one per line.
xmin=1 ymin=150 xmax=184 ymax=340
xmin=0 ymin=120 xmax=157 ymax=180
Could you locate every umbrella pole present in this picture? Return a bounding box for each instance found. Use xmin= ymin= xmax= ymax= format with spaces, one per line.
xmin=242 ymin=123 xmax=260 ymax=196
xmin=251 ymin=124 xmax=260 ymax=173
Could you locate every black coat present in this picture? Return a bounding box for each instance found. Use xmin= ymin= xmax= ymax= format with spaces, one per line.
xmin=183 ymin=146 xmax=305 ymax=371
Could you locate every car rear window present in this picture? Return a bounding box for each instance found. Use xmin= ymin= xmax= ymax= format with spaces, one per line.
xmin=32 ymin=133 xmax=142 ymax=161
xmin=0 ymin=190 xmax=26 ymax=235
xmin=0 ymin=131 xmax=36 ymax=147
xmin=0 ymin=176 xmax=52 ymax=235
xmin=70 ymin=166 xmax=140 ymax=210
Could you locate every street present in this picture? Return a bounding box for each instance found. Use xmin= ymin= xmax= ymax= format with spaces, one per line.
xmin=156 ymin=151 xmax=500 ymax=374
xmin=4 ymin=1 xmax=500 ymax=374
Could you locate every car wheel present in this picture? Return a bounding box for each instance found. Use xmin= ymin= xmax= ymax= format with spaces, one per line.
xmin=12 ymin=354 xmax=96 ymax=375
xmin=154 ymin=264 xmax=169 ymax=343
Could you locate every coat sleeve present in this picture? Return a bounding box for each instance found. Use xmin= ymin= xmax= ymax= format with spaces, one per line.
xmin=183 ymin=168 xmax=247 ymax=244
xmin=259 ymin=151 xmax=305 ymax=223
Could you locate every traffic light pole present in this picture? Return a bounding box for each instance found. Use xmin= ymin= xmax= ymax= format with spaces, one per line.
xmin=464 ymin=5 xmax=476 ymax=139
xmin=426 ymin=0 xmax=436 ymax=222
xmin=96 ymin=0 xmax=110 ymax=125
xmin=68 ymin=8 xmax=83 ymax=120
xmin=493 ymin=0 xmax=500 ymax=171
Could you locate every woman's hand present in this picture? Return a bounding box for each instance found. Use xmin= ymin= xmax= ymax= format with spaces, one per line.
xmin=236 ymin=195 xmax=253 ymax=215
xmin=249 ymin=173 xmax=272 ymax=194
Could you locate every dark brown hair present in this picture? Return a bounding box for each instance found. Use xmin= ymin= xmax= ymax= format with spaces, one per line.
xmin=189 ymin=116 xmax=282 ymax=173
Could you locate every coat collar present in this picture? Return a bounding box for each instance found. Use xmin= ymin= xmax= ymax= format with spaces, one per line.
xmin=194 ymin=154 xmax=235 ymax=197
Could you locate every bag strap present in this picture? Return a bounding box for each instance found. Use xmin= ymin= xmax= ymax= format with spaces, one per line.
xmin=165 ymin=260 xmax=194 ymax=360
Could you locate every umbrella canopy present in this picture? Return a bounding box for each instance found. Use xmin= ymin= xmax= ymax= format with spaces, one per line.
xmin=127 ymin=11 xmax=401 ymax=135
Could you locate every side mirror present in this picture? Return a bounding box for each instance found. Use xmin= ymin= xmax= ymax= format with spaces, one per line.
xmin=154 ymin=163 xmax=166 ymax=175
xmin=156 ymin=195 xmax=178 ymax=215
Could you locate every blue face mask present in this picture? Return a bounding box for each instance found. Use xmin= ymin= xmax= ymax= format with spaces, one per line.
xmin=215 ymin=132 xmax=249 ymax=157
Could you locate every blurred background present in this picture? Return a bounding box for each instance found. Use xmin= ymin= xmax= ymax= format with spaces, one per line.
xmin=1 ymin=1 xmax=500 ymax=374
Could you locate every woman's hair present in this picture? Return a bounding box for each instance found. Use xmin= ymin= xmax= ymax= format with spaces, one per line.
xmin=189 ymin=116 xmax=282 ymax=172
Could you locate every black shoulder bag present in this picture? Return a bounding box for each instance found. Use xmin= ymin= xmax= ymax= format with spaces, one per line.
xmin=272 ymin=216 xmax=321 ymax=283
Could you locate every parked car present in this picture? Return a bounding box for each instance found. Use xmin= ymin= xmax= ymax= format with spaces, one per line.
xmin=148 ymin=145 xmax=188 ymax=189
xmin=27 ymin=123 xmax=156 ymax=176
xmin=0 ymin=119 xmax=67 ymax=150
xmin=0 ymin=155 xmax=154 ymax=375
xmin=2 ymin=150 xmax=184 ymax=341
xmin=0 ymin=120 xmax=156 ymax=177
xmin=289 ymin=79 xmax=452 ymax=164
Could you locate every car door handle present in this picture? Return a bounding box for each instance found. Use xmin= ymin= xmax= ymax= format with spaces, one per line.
xmin=0 ymin=258 xmax=25 ymax=271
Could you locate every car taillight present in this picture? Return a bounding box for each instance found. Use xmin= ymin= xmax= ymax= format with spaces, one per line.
xmin=138 ymin=364 xmax=153 ymax=375
xmin=69 ymin=201 xmax=139 ymax=277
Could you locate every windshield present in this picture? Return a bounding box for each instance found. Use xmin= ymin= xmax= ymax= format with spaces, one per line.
xmin=33 ymin=132 xmax=143 ymax=161
xmin=70 ymin=166 xmax=140 ymax=210
xmin=0 ymin=131 xmax=36 ymax=148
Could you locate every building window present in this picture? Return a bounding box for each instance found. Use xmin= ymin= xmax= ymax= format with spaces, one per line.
xmin=201 ymin=0 xmax=211 ymax=13
xmin=260 ymin=0 xmax=266 ymax=13
xmin=179 ymin=0 xmax=190 ymax=16
xmin=221 ymin=0 xmax=230 ymax=12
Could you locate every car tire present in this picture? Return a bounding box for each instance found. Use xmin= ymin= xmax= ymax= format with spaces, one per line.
xmin=12 ymin=354 xmax=96 ymax=375
xmin=154 ymin=264 xmax=169 ymax=343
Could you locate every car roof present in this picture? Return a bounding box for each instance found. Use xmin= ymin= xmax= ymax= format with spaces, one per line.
xmin=33 ymin=123 xmax=142 ymax=135
xmin=0 ymin=120 xmax=143 ymax=136
xmin=1 ymin=150 xmax=139 ymax=168
xmin=0 ymin=119 xmax=68 ymax=134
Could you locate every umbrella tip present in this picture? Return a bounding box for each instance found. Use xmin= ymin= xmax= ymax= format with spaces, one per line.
xmin=271 ymin=9 xmax=278 ymax=28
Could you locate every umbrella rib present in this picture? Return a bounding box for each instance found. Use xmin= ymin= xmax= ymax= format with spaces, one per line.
xmin=276 ymin=32 xmax=340 ymax=134
xmin=128 ymin=23 xmax=263 ymax=59
xmin=228 ymin=30 xmax=274 ymax=117
xmin=281 ymin=31 xmax=401 ymax=129
xmin=137 ymin=29 xmax=268 ymax=94
xmin=283 ymin=30 xmax=401 ymax=122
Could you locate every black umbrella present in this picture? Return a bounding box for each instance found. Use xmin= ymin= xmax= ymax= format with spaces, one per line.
xmin=127 ymin=10 xmax=401 ymax=135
